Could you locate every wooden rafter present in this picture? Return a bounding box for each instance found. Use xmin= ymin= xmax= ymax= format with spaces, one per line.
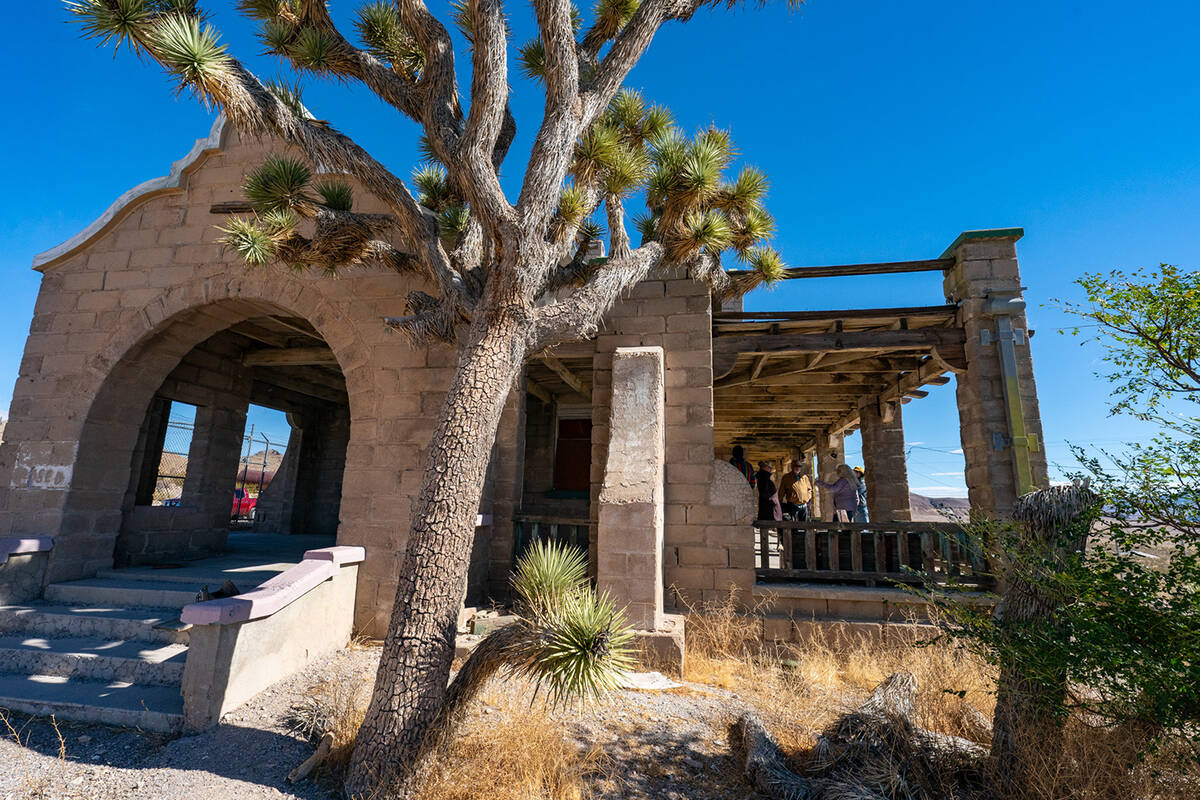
xmin=723 ymin=258 xmax=955 ymax=281
xmin=525 ymin=376 xmax=553 ymax=405
xmin=244 ymin=346 xmax=338 ymax=367
xmin=713 ymin=328 xmax=964 ymax=378
xmin=539 ymin=354 xmax=591 ymax=400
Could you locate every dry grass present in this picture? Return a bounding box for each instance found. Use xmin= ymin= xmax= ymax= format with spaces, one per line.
xmin=680 ymin=588 xmax=995 ymax=754
xmin=298 ymin=593 xmax=1196 ymax=799
xmin=292 ymin=673 xmax=601 ymax=800
xmin=682 ymin=588 xmax=1199 ymax=800
xmin=418 ymin=700 xmax=602 ymax=800
xmin=1 ymin=709 xmax=66 ymax=799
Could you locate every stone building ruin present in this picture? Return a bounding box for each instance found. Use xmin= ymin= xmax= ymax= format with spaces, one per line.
xmin=0 ymin=119 xmax=1048 ymax=731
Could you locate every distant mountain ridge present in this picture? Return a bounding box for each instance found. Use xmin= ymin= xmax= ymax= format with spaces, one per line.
xmin=909 ymin=493 xmax=970 ymax=521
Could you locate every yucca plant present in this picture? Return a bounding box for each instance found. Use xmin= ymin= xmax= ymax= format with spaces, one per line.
xmin=425 ymin=540 xmax=634 ymax=759
xmin=66 ymin=0 xmax=803 ymax=794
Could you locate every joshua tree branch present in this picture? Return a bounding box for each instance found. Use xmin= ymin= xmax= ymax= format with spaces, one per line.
xmin=606 ymin=199 xmax=631 ymax=261
xmin=530 ymin=242 xmax=668 ymax=347
xmin=456 ymin=0 xmax=518 ymax=232
xmin=288 ymin=2 xmax=426 ymax=120
xmin=581 ymin=0 xmax=679 ymax=119
xmin=517 ymin=0 xmax=584 ymax=240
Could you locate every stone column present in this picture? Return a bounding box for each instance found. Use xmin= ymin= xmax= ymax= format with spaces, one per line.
xmin=597 ymin=346 xmax=665 ymax=631
xmin=943 ymin=229 xmax=1049 ymax=517
xmin=815 ymin=431 xmax=843 ymax=521
xmin=858 ymin=399 xmax=911 ymax=522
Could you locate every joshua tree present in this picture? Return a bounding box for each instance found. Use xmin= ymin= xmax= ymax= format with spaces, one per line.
xmin=66 ymin=0 xmax=793 ymax=793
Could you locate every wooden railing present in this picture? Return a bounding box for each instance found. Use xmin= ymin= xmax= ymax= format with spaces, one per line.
xmin=753 ymin=520 xmax=992 ymax=587
xmin=513 ymin=515 xmax=590 ymax=562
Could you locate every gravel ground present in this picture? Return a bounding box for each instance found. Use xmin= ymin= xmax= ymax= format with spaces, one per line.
xmin=1 ymin=645 xmax=763 ymax=800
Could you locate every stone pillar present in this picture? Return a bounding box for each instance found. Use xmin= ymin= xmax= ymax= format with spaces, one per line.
xmin=816 ymin=431 xmax=843 ymax=521
xmin=597 ymin=346 xmax=665 ymax=631
xmin=943 ymin=229 xmax=1049 ymax=518
xmin=858 ymin=400 xmax=911 ymax=522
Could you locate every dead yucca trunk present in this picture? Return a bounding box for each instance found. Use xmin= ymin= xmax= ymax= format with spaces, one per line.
xmin=735 ymin=672 xmax=986 ymax=800
xmin=989 ymin=481 xmax=1100 ymax=799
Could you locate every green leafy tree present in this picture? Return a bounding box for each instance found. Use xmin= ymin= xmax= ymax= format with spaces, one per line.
xmin=929 ymin=265 xmax=1200 ymax=794
xmin=64 ymin=0 xmax=796 ymax=794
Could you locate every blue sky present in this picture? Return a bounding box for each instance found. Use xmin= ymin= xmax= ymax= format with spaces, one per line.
xmin=4 ymin=1 xmax=1198 ymax=496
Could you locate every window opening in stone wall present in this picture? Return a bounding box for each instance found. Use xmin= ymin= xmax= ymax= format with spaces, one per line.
xmin=152 ymin=400 xmax=197 ymax=506
xmin=232 ymin=404 xmax=292 ymax=526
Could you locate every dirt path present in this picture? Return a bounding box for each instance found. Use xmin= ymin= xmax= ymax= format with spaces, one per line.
xmin=1 ymin=645 xmax=764 ymax=800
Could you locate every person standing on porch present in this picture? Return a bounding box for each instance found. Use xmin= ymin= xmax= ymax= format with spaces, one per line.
xmin=852 ymin=466 xmax=869 ymax=522
xmin=755 ymin=461 xmax=782 ymax=522
xmin=779 ymin=460 xmax=813 ymax=520
xmin=817 ymin=464 xmax=859 ymax=522
xmin=730 ymin=445 xmax=756 ymax=487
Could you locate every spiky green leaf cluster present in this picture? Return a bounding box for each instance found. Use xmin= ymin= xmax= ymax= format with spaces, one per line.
xmin=67 ymin=0 xmax=155 ymax=52
xmin=314 ymin=179 xmax=353 ymax=211
xmin=219 ymin=217 xmax=278 ymax=265
xmin=71 ymin=0 xmax=232 ymax=103
xmin=590 ymin=0 xmax=640 ymax=43
xmin=263 ymin=77 xmax=306 ymax=116
xmin=510 ymin=540 xmax=636 ymax=706
xmin=149 ymin=13 xmax=233 ymax=103
xmin=354 ymin=1 xmax=424 ymax=78
xmin=244 ymin=155 xmax=315 ymax=213
xmin=439 ymin=204 xmax=471 ymax=243
xmin=412 ymin=165 xmax=454 ymax=212
xmin=517 ymin=39 xmax=546 ymax=82
xmin=639 ymin=124 xmax=783 ymax=278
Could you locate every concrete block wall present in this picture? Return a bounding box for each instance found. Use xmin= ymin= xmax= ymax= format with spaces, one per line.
xmin=0 ymin=123 xmax=504 ymax=635
xmin=589 ymin=270 xmax=755 ymax=609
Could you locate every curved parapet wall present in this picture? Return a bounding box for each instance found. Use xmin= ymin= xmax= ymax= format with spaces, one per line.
xmin=33 ymin=117 xmax=228 ymax=271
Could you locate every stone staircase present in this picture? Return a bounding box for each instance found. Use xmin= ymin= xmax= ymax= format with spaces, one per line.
xmin=0 ymin=577 xmax=193 ymax=733
xmin=0 ymin=534 xmax=333 ymax=733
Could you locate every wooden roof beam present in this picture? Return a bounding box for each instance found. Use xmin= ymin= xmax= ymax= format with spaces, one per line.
xmin=539 ymin=354 xmax=591 ymax=400
xmin=526 ymin=377 xmax=553 ymax=406
xmin=723 ymin=258 xmax=954 ymax=281
xmin=244 ymin=346 xmax=338 ymax=367
xmin=712 ymin=328 xmax=965 ymax=378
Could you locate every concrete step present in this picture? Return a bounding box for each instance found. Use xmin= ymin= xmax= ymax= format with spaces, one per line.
xmin=0 ymin=673 xmax=182 ymax=733
xmin=45 ymin=577 xmax=205 ymax=609
xmin=0 ymin=604 xmax=190 ymax=645
xmin=95 ymin=566 xmax=284 ymax=588
xmin=0 ymin=634 xmax=187 ymax=687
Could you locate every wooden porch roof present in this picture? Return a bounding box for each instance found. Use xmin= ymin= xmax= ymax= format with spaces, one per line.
xmin=712 ymin=305 xmax=965 ymax=454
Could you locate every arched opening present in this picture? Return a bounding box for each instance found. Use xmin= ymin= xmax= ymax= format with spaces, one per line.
xmin=53 ymin=300 xmax=351 ymax=581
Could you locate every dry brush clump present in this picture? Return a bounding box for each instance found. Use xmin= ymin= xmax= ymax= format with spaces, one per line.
xmin=683 ymin=588 xmax=1199 ymax=800
xmin=288 ymin=671 xmax=601 ymax=800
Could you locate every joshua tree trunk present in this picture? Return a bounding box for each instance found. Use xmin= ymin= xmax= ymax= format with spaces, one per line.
xmin=345 ymin=307 xmax=529 ymax=795
xmin=64 ymin=3 xmax=799 ymax=797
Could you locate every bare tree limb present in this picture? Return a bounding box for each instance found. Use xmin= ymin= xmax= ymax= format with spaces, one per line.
xmin=517 ymin=0 xmax=584 ymax=240
xmin=456 ymin=0 xmax=518 ymax=231
xmin=530 ymin=242 xmax=667 ymax=347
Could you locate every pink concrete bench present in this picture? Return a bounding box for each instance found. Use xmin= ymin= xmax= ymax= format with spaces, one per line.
xmin=180 ymin=545 xmax=365 ymax=626
xmin=0 ymin=537 xmax=54 ymax=565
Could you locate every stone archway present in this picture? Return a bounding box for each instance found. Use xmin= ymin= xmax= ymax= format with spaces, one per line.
xmin=46 ymin=283 xmax=373 ymax=583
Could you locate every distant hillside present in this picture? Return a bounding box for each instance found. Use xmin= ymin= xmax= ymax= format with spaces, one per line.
xmin=910 ymin=493 xmax=970 ymax=521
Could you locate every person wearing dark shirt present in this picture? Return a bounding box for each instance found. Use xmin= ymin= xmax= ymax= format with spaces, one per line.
xmin=755 ymin=461 xmax=782 ymax=522
xmin=729 ymin=445 xmax=755 ymax=487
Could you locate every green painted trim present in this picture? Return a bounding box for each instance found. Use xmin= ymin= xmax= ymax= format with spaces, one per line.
xmin=940 ymin=228 xmax=1025 ymax=259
